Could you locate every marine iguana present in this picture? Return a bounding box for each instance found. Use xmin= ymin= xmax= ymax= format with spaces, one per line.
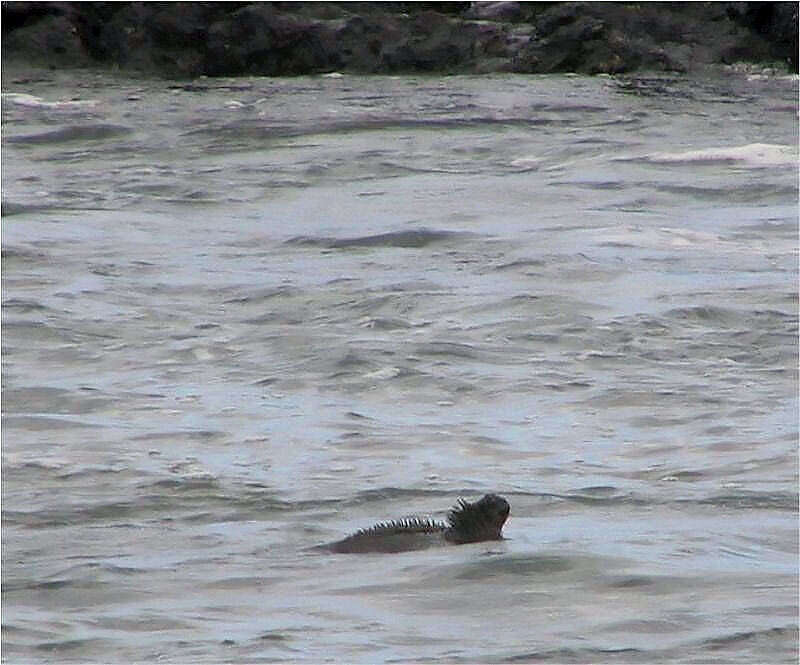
xmin=321 ymin=494 xmax=510 ymax=554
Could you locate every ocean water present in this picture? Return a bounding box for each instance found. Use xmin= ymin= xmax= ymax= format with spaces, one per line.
xmin=2 ymin=69 xmax=798 ymax=663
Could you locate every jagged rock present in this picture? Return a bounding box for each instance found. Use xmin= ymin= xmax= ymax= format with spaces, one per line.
xmin=466 ymin=2 xmax=523 ymax=22
xmin=513 ymin=2 xmax=775 ymax=74
xmin=325 ymin=14 xmax=405 ymax=73
xmin=381 ymin=11 xmax=479 ymax=72
xmin=1 ymin=1 xmax=796 ymax=77
xmin=1 ymin=3 xmax=87 ymax=68
xmin=205 ymin=4 xmax=333 ymax=76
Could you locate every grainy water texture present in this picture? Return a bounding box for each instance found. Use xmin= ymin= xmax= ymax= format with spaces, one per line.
xmin=2 ymin=70 xmax=798 ymax=663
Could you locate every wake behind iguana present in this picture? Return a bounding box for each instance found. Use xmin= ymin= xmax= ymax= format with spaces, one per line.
xmin=320 ymin=494 xmax=510 ymax=554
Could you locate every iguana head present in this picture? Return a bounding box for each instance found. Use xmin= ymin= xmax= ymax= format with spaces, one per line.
xmin=446 ymin=493 xmax=510 ymax=544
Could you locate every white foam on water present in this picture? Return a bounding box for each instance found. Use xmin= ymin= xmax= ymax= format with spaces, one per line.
xmin=644 ymin=143 xmax=797 ymax=168
xmin=509 ymin=155 xmax=543 ymax=169
xmin=1 ymin=92 xmax=99 ymax=110
xmin=598 ymin=225 xmax=743 ymax=251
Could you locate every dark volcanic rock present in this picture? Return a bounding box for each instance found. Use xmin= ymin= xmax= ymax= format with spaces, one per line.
xmin=326 ymin=14 xmax=406 ymax=73
xmin=205 ymin=4 xmax=333 ymax=76
xmin=69 ymin=3 xmax=222 ymax=77
xmin=2 ymin=1 xmax=796 ymax=77
xmin=465 ymin=2 xmax=524 ymax=22
xmin=1 ymin=2 xmax=88 ymax=68
xmin=513 ymin=2 xmax=776 ymax=74
xmin=381 ymin=11 xmax=479 ymax=72
xmin=730 ymin=2 xmax=799 ymax=70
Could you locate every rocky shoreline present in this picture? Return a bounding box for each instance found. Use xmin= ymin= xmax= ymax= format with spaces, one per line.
xmin=2 ymin=2 xmax=797 ymax=78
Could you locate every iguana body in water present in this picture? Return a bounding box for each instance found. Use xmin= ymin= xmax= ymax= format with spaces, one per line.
xmin=322 ymin=494 xmax=510 ymax=554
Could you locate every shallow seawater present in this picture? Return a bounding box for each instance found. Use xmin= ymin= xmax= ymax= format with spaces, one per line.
xmin=2 ymin=69 xmax=798 ymax=663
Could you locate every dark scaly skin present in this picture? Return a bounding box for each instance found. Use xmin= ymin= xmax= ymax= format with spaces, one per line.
xmin=323 ymin=494 xmax=510 ymax=554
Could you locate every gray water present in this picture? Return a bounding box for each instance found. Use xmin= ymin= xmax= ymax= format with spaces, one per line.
xmin=2 ymin=69 xmax=798 ymax=664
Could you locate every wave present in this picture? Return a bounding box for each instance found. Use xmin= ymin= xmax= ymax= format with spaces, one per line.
xmin=183 ymin=115 xmax=564 ymax=142
xmin=691 ymin=491 xmax=799 ymax=511
xmin=286 ymin=228 xmax=469 ymax=249
xmin=492 ymin=625 xmax=798 ymax=664
xmin=699 ymin=625 xmax=798 ymax=650
xmin=1 ymin=200 xmax=63 ymax=216
xmin=5 ymin=124 xmax=133 ymax=145
xmin=665 ymin=305 xmax=796 ymax=328
xmin=639 ymin=143 xmax=797 ymax=168
xmin=2 ymin=474 xmax=297 ymax=529
xmin=498 ymin=647 xmax=644 ymax=663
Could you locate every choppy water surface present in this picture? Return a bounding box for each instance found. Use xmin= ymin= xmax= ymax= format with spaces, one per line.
xmin=2 ymin=69 xmax=798 ymax=663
